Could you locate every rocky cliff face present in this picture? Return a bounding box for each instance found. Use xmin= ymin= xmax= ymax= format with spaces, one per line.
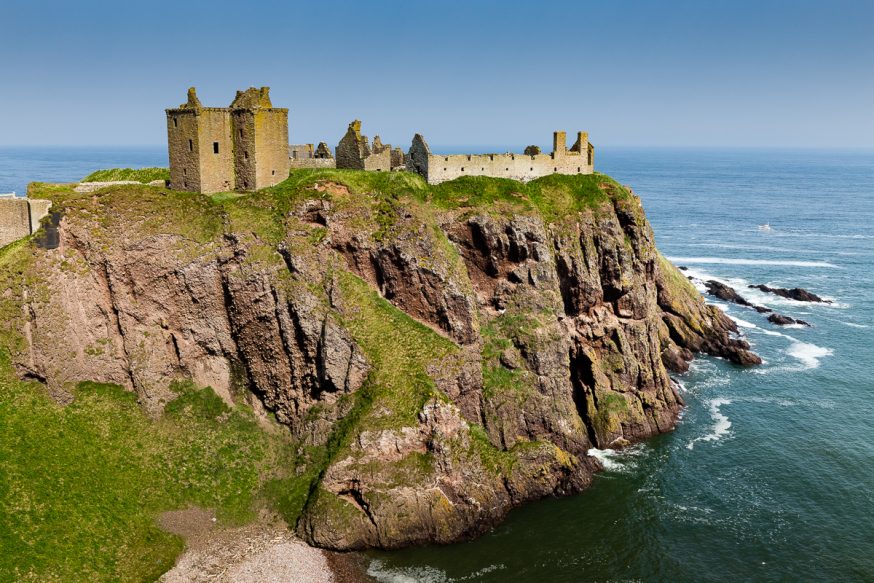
xmin=3 ymin=172 xmax=758 ymax=550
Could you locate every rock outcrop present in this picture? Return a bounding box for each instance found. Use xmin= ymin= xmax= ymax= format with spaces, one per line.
xmin=1 ymin=173 xmax=759 ymax=551
xmin=750 ymin=284 xmax=830 ymax=303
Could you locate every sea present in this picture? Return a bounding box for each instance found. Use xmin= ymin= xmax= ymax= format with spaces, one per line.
xmin=1 ymin=146 xmax=872 ymax=582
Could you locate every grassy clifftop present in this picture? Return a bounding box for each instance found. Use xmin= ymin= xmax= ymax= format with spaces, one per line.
xmin=2 ymin=169 xmax=646 ymax=580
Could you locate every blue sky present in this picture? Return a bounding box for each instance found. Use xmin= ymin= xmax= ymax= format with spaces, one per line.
xmin=2 ymin=0 xmax=872 ymax=148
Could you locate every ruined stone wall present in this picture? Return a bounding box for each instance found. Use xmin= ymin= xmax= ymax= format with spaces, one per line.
xmin=252 ymin=108 xmax=290 ymax=189
xmin=363 ymin=149 xmax=391 ymax=172
xmin=408 ymin=131 xmax=594 ymax=185
xmin=289 ymin=158 xmax=336 ymax=170
xmin=0 ymin=197 xmax=52 ymax=248
xmin=27 ymin=199 xmax=53 ymax=230
xmin=423 ymin=151 xmax=593 ymax=184
xmin=166 ymin=110 xmax=202 ymax=192
xmin=336 ymin=121 xmax=368 ymax=170
xmin=196 ymin=109 xmax=234 ymax=193
xmin=290 ymin=144 xmax=314 ymax=160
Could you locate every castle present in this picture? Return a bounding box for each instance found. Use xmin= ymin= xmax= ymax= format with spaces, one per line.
xmin=166 ymin=87 xmax=290 ymax=194
xmin=166 ymin=87 xmax=594 ymax=192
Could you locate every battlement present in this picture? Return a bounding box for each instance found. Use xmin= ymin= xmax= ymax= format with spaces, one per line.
xmin=407 ymin=131 xmax=594 ymax=185
xmin=165 ymin=87 xmax=290 ymax=193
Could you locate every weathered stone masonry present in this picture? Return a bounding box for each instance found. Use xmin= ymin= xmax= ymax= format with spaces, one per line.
xmin=408 ymin=130 xmax=595 ymax=185
xmin=335 ymin=120 xmax=406 ymax=172
xmin=0 ymin=196 xmax=52 ymax=248
xmin=166 ymin=87 xmax=290 ymax=194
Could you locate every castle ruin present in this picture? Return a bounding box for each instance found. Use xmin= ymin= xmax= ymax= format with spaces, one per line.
xmin=165 ymin=87 xmax=594 ymax=192
xmin=335 ymin=120 xmax=406 ymax=172
xmin=289 ymin=142 xmax=336 ymax=170
xmin=407 ymin=131 xmax=594 ymax=185
xmin=166 ymin=87 xmax=290 ymax=193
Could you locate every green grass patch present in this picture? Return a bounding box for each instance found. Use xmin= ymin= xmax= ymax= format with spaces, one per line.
xmin=82 ymin=168 xmax=170 ymax=184
xmin=0 ymin=355 xmax=294 ymax=582
xmin=335 ymin=271 xmax=457 ymax=431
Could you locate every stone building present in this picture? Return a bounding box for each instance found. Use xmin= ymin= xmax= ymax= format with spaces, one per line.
xmin=0 ymin=195 xmax=52 ymax=248
xmin=166 ymin=87 xmax=290 ymax=194
xmin=335 ymin=120 xmax=405 ymax=172
xmin=407 ymin=131 xmax=595 ymax=185
xmin=289 ymin=142 xmax=336 ymax=170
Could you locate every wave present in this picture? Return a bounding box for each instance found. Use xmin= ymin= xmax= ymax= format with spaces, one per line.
xmin=785 ymin=341 xmax=833 ymax=370
xmin=667 ymin=256 xmax=839 ymax=268
xmin=687 ymin=398 xmax=732 ymax=450
xmin=366 ymin=560 xmax=506 ymax=583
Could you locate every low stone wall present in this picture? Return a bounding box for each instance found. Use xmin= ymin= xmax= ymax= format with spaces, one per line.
xmin=289 ymin=159 xmax=336 ymax=170
xmin=0 ymin=197 xmax=52 ymax=248
xmin=74 ymin=180 xmax=166 ymax=193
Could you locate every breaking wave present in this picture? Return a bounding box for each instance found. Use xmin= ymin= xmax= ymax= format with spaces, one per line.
xmin=687 ymin=398 xmax=732 ymax=450
xmin=667 ymin=256 xmax=839 ymax=268
xmin=367 ymin=560 xmax=506 ymax=583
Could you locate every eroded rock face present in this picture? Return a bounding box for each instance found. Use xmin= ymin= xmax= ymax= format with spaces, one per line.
xmin=8 ymin=176 xmax=759 ymax=550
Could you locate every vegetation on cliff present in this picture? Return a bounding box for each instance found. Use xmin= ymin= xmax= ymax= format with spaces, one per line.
xmin=1 ymin=169 xmax=758 ymax=579
xmin=81 ymin=167 xmax=170 ymax=183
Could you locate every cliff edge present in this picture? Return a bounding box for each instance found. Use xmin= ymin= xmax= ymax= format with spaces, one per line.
xmin=1 ymin=171 xmax=758 ymax=551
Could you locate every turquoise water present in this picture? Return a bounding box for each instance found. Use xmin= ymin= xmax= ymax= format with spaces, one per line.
xmin=2 ymin=147 xmax=872 ymax=581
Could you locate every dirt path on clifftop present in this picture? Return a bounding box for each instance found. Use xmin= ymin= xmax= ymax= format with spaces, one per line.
xmin=158 ymin=510 xmax=371 ymax=583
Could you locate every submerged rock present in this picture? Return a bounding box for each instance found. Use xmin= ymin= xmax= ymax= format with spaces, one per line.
xmin=767 ymin=313 xmax=811 ymax=327
xmin=750 ymin=284 xmax=830 ymax=303
xmin=705 ymin=280 xmax=753 ymax=307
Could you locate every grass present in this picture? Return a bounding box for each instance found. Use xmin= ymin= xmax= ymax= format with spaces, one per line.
xmin=0 ymin=167 xmax=641 ymax=577
xmin=335 ymin=270 xmax=457 ymax=431
xmin=81 ymin=168 xmax=170 ymax=184
xmin=0 ymin=358 xmax=294 ymax=583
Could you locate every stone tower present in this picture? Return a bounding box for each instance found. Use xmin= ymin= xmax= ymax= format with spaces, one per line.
xmin=166 ymin=87 xmax=290 ymax=194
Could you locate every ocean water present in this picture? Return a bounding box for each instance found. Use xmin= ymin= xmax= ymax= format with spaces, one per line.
xmin=1 ymin=147 xmax=872 ymax=581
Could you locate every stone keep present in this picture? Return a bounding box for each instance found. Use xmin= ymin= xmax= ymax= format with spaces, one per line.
xmin=166 ymin=87 xmax=290 ymax=193
xmin=408 ymin=131 xmax=595 ymax=185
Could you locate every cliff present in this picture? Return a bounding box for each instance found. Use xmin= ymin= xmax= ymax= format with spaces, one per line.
xmin=2 ymin=171 xmax=758 ymax=551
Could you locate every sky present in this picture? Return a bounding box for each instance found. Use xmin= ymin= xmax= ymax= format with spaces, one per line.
xmin=2 ymin=0 xmax=873 ymax=149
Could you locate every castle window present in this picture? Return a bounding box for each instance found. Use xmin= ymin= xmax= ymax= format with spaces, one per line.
xmin=530 ymin=167 xmax=533 ymax=171
xmin=239 ymin=129 xmax=243 ymax=138
xmin=173 ymin=117 xmax=178 ymax=128
xmin=443 ymin=168 xmax=447 ymax=171
xmin=505 ymin=168 xmax=509 ymax=171
xmin=188 ymin=139 xmax=193 ymax=152
xmin=577 ymin=167 xmax=581 ymax=172
xmin=183 ymin=167 xmax=187 ymax=176
xmin=272 ymin=170 xmax=275 ymax=176
xmin=444 ymin=157 xmax=448 ymax=162
xmin=461 ymin=167 xmax=465 ymax=172
xmin=481 ymin=168 xmax=484 ymax=171
xmin=244 ymin=151 xmax=249 ymax=160
xmin=213 ymin=142 xmax=219 ymax=154
xmin=554 ymin=167 xmax=557 ymax=171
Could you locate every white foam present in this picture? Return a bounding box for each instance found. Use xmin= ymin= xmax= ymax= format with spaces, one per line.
xmin=587 ymin=448 xmax=624 ymax=471
xmin=687 ymin=398 xmax=732 ymax=450
xmin=667 ymin=256 xmax=839 ymax=268
xmin=785 ymin=341 xmax=833 ymax=370
xmin=841 ymin=321 xmax=870 ymax=329
xmin=366 ymin=561 xmax=506 ymax=583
